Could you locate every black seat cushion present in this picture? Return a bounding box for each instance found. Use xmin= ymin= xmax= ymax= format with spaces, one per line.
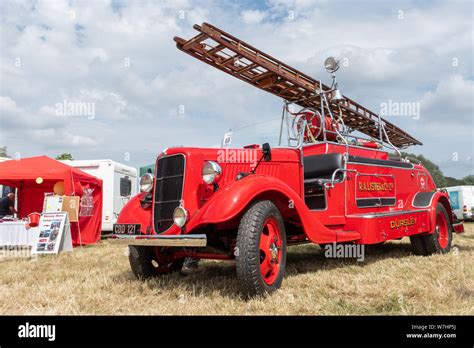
xmin=303 ymin=153 xmax=344 ymax=180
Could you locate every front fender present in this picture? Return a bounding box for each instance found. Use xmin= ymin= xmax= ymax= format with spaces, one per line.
xmin=185 ymin=174 xmax=339 ymax=244
xmin=117 ymin=192 xmax=152 ymax=234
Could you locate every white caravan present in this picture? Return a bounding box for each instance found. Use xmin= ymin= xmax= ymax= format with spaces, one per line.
xmin=445 ymin=185 xmax=474 ymax=221
xmin=61 ymin=159 xmax=138 ymax=231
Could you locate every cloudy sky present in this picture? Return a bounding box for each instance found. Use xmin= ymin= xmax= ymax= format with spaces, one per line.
xmin=0 ymin=0 xmax=472 ymax=178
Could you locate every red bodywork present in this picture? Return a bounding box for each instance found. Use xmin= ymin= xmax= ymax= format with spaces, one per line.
xmin=117 ymin=142 xmax=458 ymax=260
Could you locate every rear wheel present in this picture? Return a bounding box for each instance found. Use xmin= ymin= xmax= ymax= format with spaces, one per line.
xmin=236 ymin=200 xmax=286 ymax=297
xmin=424 ymin=203 xmax=452 ymax=254
xmin=409 ymin=203 xmax=452 ymax=255
xmin=129 ymin=246 xmax=183 ymax=279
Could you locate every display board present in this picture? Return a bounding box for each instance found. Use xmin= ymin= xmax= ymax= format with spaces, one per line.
xmin=32 ymin=212 xmax=73 ymax=255
xmin=43 ymin=195 xmax=79 ymax=222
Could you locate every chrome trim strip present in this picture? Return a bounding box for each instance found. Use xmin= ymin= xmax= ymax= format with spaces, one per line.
xmin=107 ymin=234 xmax=207 ymax=247
xmin=356 ymin=172 xmax=394 ymax=177
xmin=347 ymin=209 xmax=429 ymax=219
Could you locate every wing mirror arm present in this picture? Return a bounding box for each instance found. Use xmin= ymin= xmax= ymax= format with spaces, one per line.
xmin=251 ymin=143 xmax=271 ymax=174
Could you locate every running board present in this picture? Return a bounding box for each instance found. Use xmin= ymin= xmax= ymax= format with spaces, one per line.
xmin=107 ymin=234 xmax=207 ymax=247
xmin=335 ymin=230 xmax=361 ymax=243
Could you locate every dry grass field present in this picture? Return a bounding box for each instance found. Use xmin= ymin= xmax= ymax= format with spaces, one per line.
xmin=1 ymin=224 xmax=473 ymax=315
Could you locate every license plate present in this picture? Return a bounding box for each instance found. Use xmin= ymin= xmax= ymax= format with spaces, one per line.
xmin=113 ymin=224 xmax=141 ymax=235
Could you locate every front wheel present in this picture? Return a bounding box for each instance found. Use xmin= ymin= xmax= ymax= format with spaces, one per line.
xmin=236 ymin=200 xmax=286 ymax=297
xmin=129 ymin=246 xmax=183 ymax=279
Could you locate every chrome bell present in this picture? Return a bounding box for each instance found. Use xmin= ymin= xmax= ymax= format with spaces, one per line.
xmin=331 ymin=88 xmax=344 ymax=103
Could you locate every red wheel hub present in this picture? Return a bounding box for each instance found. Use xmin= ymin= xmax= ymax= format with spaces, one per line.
xmin=153 ymin=247 xmax=176 ymax=272
xmin=259 ymin=217 xmax=282 ymax=285
xmin=436 ymin=212 xmax=449 ymax=249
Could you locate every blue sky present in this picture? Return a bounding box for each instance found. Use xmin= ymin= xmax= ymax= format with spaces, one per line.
xmin=0 ymin=0 xmax=472 ymax=178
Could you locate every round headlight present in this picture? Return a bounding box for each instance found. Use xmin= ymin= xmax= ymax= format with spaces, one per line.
xmin=139 ymin=173 xmax=154 ymax=192
xmin=173 ymin=206 xmax=188 ymax=227
xmin=202 ymin=161 xmax=222 ymax=184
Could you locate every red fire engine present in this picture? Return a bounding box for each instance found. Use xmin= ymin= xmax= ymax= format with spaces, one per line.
xmin=112 ymin=23 xmax=464 ymax=296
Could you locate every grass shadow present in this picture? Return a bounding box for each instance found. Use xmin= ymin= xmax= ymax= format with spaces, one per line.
xmin=118 ymin=260 xmax=243 ymax=299
xmin=116 ymin=241 xmax=418 ymax=299
xmin=285 ymin=241 xmax=414 ymax=276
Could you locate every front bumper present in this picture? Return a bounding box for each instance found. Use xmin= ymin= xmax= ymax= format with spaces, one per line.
xmin=107 ymin=234 xmax=207 ymax=247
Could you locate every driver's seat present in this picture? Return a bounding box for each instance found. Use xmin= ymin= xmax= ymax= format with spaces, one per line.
xmin=303 ymin=153 xmax=344 ymax=192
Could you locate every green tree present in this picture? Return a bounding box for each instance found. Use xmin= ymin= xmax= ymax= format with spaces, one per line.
xmin=444 ymin=176 xmax=465 ymax=187
xmin=55 ymin=153 xmax=74 ymax=160
xmin=462 ymin=175 xmax=474 ymax=185
xmin=0 ymin=146 xmax=9 ymax=158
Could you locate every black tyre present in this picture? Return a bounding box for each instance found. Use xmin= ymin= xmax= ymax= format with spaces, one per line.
xmin=128 ymin=246 xmax=183 ymax=279
xmin=409 ymin=235 xmax=429 ymax=256
xmin=236 ymin=200 xmax=286 ymax=297
xmin=410 ymin=203 xmax=452 ymax=256
xmin=424 ymin=203 xmax=452 ymax=254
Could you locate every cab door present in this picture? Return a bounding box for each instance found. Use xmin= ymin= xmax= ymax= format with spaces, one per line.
xmin=302 ymin=152 xmax=347 ymax=225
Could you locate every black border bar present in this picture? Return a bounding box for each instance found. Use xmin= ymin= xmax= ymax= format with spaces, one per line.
xmin=0 ymin=315 xmax=472 ymax=346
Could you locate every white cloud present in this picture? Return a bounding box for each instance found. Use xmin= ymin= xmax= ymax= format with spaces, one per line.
xmin=0 ymin=95 xmax=18 ymax=113
xmin=0 ymin=0 xmax=472 ymax=178
xmin=420 ymin=75 xmax=474 ymax=123
xmin=241 ymin=10 xmax=266 ymax=24
xmin=31 ymin=128 xmax=99 ymax=147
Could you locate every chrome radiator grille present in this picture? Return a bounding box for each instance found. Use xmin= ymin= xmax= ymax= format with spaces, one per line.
xmin=153 ymin=154 xmax=185 ymax=233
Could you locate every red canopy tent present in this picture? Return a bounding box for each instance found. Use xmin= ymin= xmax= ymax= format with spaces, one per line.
xmin=0 ymin=156 xmax=102 ymax=245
